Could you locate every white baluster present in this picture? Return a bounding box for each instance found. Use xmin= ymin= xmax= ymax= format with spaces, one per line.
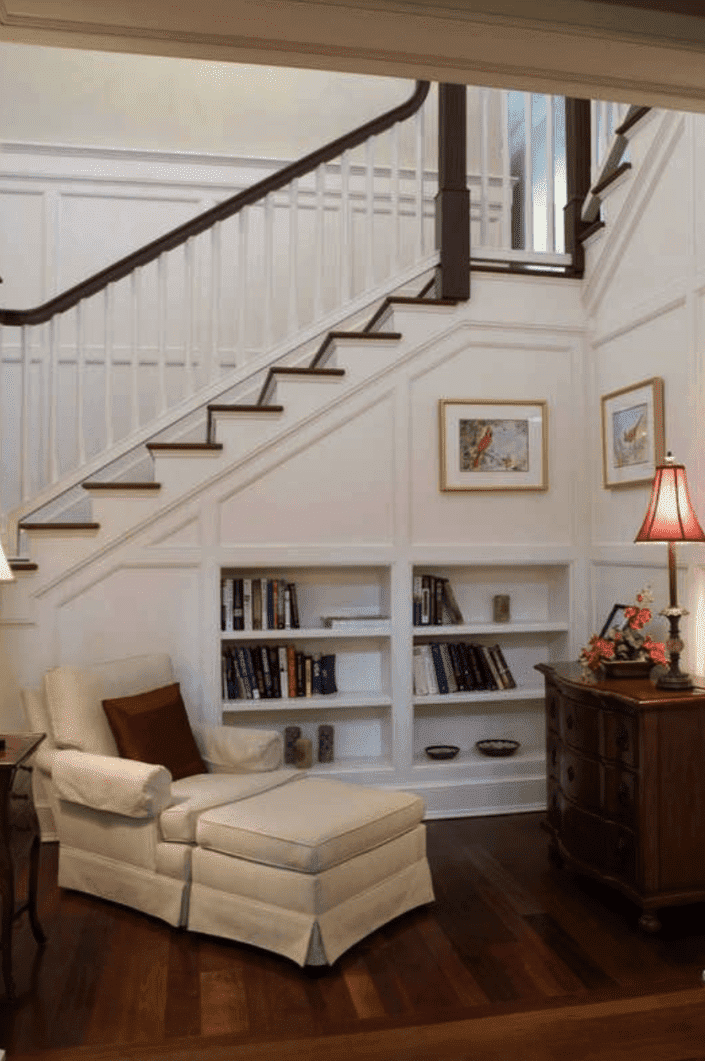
xmin=103 ymin=288 xmax=113 ymax=450
xmin=415 ymin=104 xmax=425 ymax=260
xmin=47 ymin=316 xmax=58 ymax=484
xmin=210 ymin=223 xmax=221 ymax=382
xmin=130 ymin=270 xmax=140 ymax=431
xmin=390 ymin=123 xmax=400 ymax=276
xmin=340 ymin=151 xmax=351 ymax=304
xmin=20 ymin=326 xmax=30 ymax=502
xmin=365 ymin=139 xmax=375 ymax=290
xmin=546 ymin=94 xmax=556 ymax=253
xmin=288 ymin=178 xmax=299 ymax=335
xmin=263 ymin=193 xmax=274 ymax=350
xmin=0 ymin=328 xmax=3 ymax=509
xmin=237 ymin=209 xmax=248 ymax=363
xmin=314 ymin=164 xmax=325 ymax=322
xmin=500 ymin=89 xmax=512 ymax=252
xmin=524 ymin=93 xmax=534 ymax=252
xmin=184 ymin=239 xmax=195 ymax=395
xmin=76 ymin=303 xmax=86 ymax=466
xmin=156 ymin=257 xmax=167 ymax=415
xmin=480 ymin=87 xmax=490 ymax=249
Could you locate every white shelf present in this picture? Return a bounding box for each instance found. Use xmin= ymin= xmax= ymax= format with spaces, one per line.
xmin=413 ymin=746 xmax=545 ymax=771
xmin=413 ymin=685 xmax=545 ymax=706
xmin=221 ymin=625 xmax=391 ymax=640
xmin=413 ymin=621 xmax=569 ymax=637
xmin=223 ymin=692 xmax=392 ymax=713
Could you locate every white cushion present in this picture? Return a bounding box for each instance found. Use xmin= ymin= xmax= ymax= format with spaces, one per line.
xmin=196 ymin=777 xmax=426 ymax=873
xmin=20 ymin=686 xmax=56 ymax=750
xmin=193 ymin=724 xmax=283 ymax=774
xmin=45 ymin=653 xmax=173 ymax=756
xmin=52 ymin=748 xmax=173 ymax=818
xmin=160 ymin=769 xmax=299 ymax=843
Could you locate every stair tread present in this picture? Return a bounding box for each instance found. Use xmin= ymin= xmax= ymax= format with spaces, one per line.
xmin=208 ymin=404 xmax=284 ymax=413
xmin=19 ymin=521 xmax=100 ymax=531
xmin=83 ymin=481 xmax=161 ymax=490
xmin=8 ymin=560 xmax=38 ymax=571
xmin=363 ymin=295 xmax=457 ymax=334
xmin=272 ymin=366 xmax=345 ymax=376
xmin=146 ymin=442 xmax=223 ymax=451
xmin=591 ymin=161 xmax=632 ymax=198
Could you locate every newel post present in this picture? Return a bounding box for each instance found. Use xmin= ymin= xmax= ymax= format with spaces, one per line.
xmin=435 ymin=83 xmax=470 ymax=300
xmin=564 ymin=98 xmax=592 ymax=278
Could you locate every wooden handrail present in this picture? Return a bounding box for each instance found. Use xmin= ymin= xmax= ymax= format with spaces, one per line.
xmin=1 ymin=81 xmax=430 ymax=327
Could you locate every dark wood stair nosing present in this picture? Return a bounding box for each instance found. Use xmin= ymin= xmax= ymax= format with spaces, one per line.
xmin=257 ymin=365 xmax=345 ymax=405
xmin=311 ymin=329 xmax=403 ymax=367
xmin=18 ymin=522 xmax=101 ymax=531
xmin=145 ymin=442 xmax=223 ymax=452
xmin=8 ymin=560 xmax=38 ymax=571
xmin=614 ymin=106 xmax=652 ymax=138
xmin=363 ymin=296 xmax=458 ymax=335
xmin=82 ymin=481 xmax=161 ymax=491
xmin=207 ymin=404 xmax=284 ymax=413
xmin=577 ymin=219 xmax=607 ymax=244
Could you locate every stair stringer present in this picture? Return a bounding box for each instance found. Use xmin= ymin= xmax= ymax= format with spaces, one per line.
xmin=17 ymin=304 xmax=465 ymax=599
xmin=582 ymin=108 xmax=685 ymax=321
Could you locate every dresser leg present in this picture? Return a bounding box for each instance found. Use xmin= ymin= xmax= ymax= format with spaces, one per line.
xmin=639 ymin=911 xmax=661 ymax=933
xmin=27 ymin=835 xmax=46 ymax=947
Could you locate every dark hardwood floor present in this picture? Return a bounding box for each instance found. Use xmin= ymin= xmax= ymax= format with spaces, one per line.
xmin=3 ymin=811 xmax=705 ymax=1059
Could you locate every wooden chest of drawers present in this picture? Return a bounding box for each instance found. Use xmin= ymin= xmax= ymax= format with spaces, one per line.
xmin=537 ymin=662 xmax=705 ymax=932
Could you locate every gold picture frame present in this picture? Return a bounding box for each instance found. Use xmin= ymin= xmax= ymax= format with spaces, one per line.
xmin=601 ymin=377 xmax=664 ymax=489
xmin=439 ymin=399 xmax=548 ymax=492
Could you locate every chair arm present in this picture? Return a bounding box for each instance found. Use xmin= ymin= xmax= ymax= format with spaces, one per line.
xmin=193 ymin=724 xmax=283 ymax=773
xmin=52 ymin=749 xmax=173 ymax=818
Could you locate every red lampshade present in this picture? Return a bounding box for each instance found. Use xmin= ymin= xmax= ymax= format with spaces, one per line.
xmin=635 ymin=458 xmax=705 ymax=543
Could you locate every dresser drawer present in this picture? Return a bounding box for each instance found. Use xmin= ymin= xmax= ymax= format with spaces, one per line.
xmin=560 ymin=749 xmax=600 ymax=813
xmin=547 ymin=732 xmax=560 ymax=779
xmin=560 ymin=694 xmax=600 ymax=757
xmin=602 ymin=766 xmax=637 ymax=825
xmin=602 ymin=710 xmax=638 ymax=768
xmin=546 ymin=686 xmax=561 ymax=732
xmin=558 ymin=794 xmax=636 ymax=885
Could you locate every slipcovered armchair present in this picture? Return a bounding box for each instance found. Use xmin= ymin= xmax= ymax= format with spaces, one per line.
xmin=21 ymin=653 xmax=434 ymax=966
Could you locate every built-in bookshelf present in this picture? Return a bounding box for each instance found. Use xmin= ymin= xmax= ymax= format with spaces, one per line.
xmin=217 ymin=559 xmax=572 ymax=814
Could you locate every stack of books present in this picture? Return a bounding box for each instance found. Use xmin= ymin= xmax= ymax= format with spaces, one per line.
xmin=413 ymin=575 xmax=464 ymax=626
xmin=413 ymin=642 xmax=516 ymax=695
xmin=221 ymin=577 xmax=300 ymax=632
xmin=222 ymin=645 xmax=336 ymax=700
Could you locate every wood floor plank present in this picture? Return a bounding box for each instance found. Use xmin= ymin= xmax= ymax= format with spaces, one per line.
xmin=339 ymin=954 xmax=388 ymax=1020
xmin=200 ymin=967 xmax=249 ymax=1037
xmin=163 ymin=930 xmax=202 ymax=1040
xmin=414 ymin=916 xmax=491 ymax=1007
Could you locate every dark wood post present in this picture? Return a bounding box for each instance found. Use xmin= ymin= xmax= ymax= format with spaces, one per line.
xmin=435 ymin=83 xmax=470 ymax=300
xmin=564 ymin=98 xmax=592 ymax=278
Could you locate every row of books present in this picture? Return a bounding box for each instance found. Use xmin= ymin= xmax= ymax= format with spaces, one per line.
xmin=221 ymin=578 xmax=300 ymax=632
xmin=413 ymin=575 xmax=464 ymax=626
xmin=222 ymin=645 xmax=337 ymax=700
xmin=413 ymin=642 xmax=516 ymax=696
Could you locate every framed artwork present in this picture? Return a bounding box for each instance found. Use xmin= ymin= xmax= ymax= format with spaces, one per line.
xmin=601 ymin=377 xmax=664 ymax=488
xmin=438 ymin=399 xmax=548 ymax=492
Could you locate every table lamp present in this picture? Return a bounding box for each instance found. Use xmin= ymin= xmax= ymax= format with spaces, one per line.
xmin=634 ymin=452 xmax=705 ymax=689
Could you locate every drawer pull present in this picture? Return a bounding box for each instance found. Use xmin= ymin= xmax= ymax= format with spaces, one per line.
xmin=566 ymin=715 xmax=574 ymax=730
xmin=567 ymin=766 xmax=575 ymax=783
xmin=618 ymin=781 xmax=631 ymax=807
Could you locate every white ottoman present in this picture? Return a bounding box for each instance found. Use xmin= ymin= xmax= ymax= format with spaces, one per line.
xmin=187 ymin=776 xmax=434 ymax=966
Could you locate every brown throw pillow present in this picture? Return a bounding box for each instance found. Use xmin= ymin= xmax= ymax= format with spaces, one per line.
xmin=102 ymin=682 xmax=206 ymax=781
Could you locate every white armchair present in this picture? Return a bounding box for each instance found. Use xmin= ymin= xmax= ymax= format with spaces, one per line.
xmin=22 ymin=653 xmax=434 ymax=966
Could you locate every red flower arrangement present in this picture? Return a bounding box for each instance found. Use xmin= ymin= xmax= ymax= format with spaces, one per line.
xmin=580 ymin=587 xmax=668 ymax=673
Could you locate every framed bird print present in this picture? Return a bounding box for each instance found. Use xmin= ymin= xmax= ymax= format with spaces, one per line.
xmin=601 ymin=378 xmax=664 ymax=489
xmin=438 ymin=399 xmax=548 ymax=492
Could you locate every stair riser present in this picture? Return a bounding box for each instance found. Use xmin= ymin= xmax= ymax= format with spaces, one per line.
xmin=22 ymin=532 xmax=100 ymax=578
xmin=209 ymin=416 xmax=283 ymax=456
xmin=266 ymin=377 xmax=345 ymax=420
xmin=88 ymin=495 xmax=162 ymax=539
xmin=320 ymin=343 xmax=401 ymax=382
xmin=149 ymin=453 xmax=228 ymax=498
xmin=383 ymin=307 xmax=456 ymax=343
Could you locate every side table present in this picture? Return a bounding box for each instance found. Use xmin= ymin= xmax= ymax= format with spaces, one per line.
xmin=0 ymin=733 xmax=46 ymax=1000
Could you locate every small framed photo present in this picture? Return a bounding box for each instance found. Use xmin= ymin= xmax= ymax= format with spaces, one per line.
xmin=438 ymin=399 xmax=548 ymax=492
xmin=599 ymin=604 xmax=627 ymax=639
xmin=601 ymin=377 xmax=664 ymax=488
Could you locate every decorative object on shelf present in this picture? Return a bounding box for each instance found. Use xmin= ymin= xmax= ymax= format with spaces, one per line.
xmin=284 ymin=726 xmax=301 ymax=765
xmin=293 ymin=737 xmax=313 ymax=769
xmin=635 ymin=452 xmax=705 ymax=689
xmin=475 ymin=739 xmax=520 ymax=757
xmin=579 ymin=587 xmax=667 ymax=677
xmin=601 ymin=377 xmax=664 ymax=488
xmin=438 ymin=399 xmax=548 ymax=492
xmin=424 ymin=744 xmax=460 ymax=760
xmin=493 ymin=594 xmax=510 ymax=623
xmin=318 ymin=724 xmax=334 ymax=763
